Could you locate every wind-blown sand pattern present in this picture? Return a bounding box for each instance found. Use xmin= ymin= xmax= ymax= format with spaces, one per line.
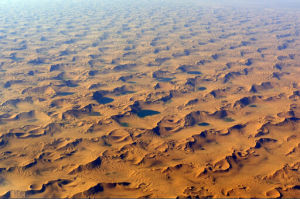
xmin=0 ymin=0 xmax=300 ymax=198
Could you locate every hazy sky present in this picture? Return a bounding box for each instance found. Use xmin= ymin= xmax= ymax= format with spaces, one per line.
xmin=0 ymin=0 xmax=299 ymax=27
xmin=1 ymin=0 xmax=300 ymax=9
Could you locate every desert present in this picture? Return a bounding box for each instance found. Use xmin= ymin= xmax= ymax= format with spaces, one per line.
xmin=0 ymin=0 xmax=300 ymax=198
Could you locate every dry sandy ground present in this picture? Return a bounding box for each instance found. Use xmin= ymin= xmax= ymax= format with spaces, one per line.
xmin=0 ymin=0 xmax=299 ymax=198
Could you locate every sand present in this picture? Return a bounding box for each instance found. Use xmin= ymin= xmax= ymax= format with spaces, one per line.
xmin=0 ymin=0 xmax=300 ymax=198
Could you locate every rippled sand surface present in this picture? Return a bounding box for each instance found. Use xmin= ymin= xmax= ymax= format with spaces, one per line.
xmin=0 ymin=0 xmax=300 ymax=198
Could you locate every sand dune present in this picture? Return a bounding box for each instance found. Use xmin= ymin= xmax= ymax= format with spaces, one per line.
xmin=0 ymin=0 xmax=300 ymax=198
